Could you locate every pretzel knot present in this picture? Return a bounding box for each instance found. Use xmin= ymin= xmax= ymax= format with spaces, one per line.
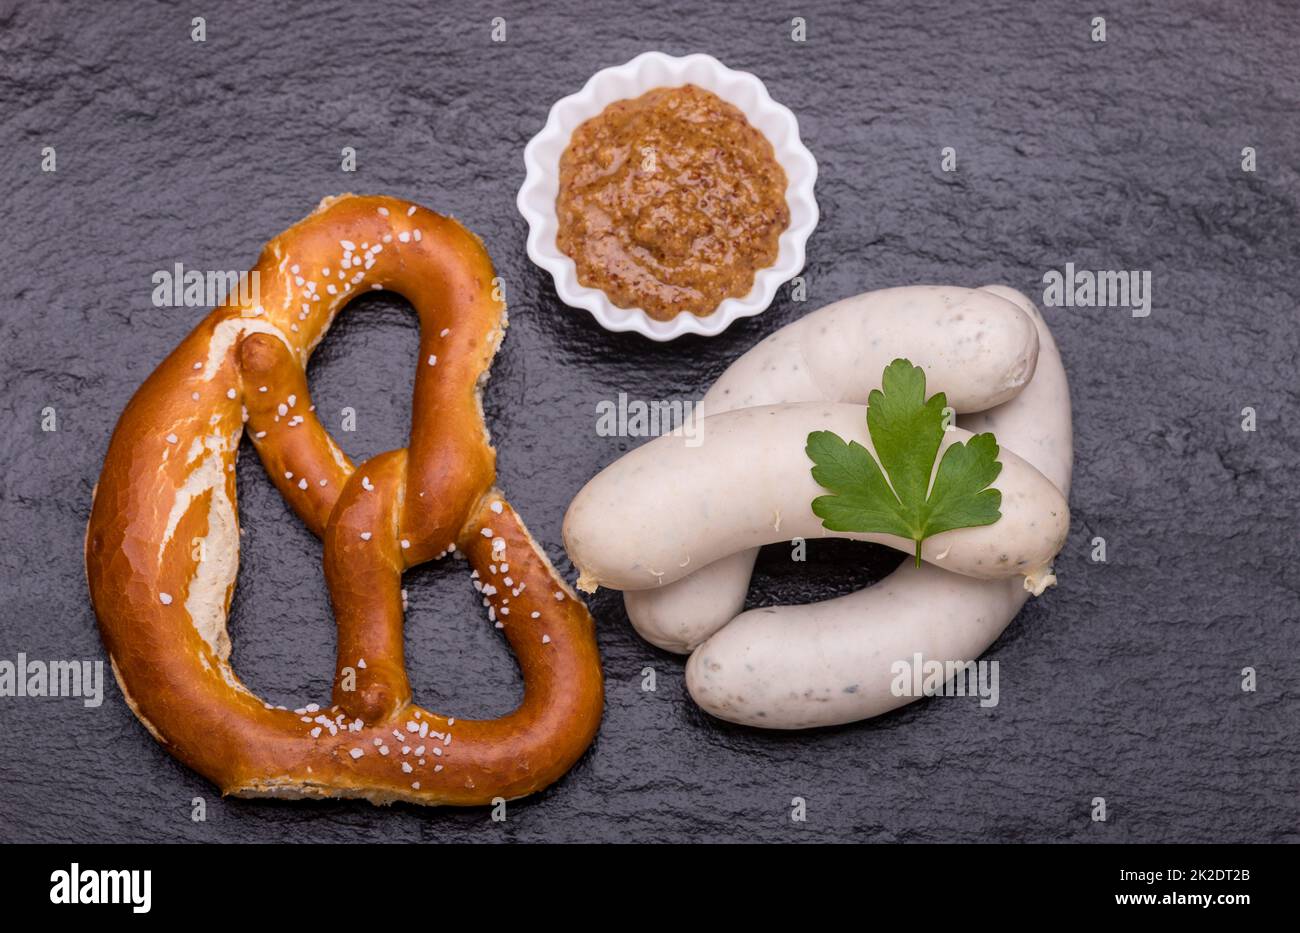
xmin=86 ymin=195 xmax=603 ymax=805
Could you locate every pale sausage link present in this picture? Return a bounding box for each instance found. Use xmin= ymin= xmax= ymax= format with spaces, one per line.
xmin=567 ymin=404 xmax=1067 ymax=590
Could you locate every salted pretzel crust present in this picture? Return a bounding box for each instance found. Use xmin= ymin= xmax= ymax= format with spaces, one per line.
xmin=85 ymin=194 xmax=604 ymax=805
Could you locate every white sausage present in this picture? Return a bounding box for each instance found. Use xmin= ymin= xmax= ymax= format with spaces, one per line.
xmin=684 ymin=286 xmax=1072 ymax=727
xmin=621 ymin=285 xmax=1042 ymax=653
xmin=565 ymin=404 xmax=1069 ymax=590
xmin=623 ymin=550 xmax=757 ymax=653
xmin=703 ymin=285 xmax=1040 ymax=413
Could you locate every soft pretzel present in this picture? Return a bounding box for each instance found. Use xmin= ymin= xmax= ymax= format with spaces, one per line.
xmin=85 ymin=194 xmax=603 ymax=804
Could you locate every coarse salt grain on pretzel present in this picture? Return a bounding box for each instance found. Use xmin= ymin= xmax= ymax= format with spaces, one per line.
xmin=85 ymin=194 xmax=603 ymax=804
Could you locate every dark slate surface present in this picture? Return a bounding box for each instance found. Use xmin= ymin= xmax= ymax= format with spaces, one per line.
xmin=1 ymin=0 xmax=1296 ymax=843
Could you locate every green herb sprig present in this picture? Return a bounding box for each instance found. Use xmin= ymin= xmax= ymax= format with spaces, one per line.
xmin=806 ymin=359 xmax=1003 ymax=565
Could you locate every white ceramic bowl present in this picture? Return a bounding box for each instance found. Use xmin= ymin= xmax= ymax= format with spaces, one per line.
xmin=517 ymin=51 xmax=819 ymax=341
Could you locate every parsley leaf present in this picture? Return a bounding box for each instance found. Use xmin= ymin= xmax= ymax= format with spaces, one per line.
xmin=806 ymin=359 xmax=1003 ymax=566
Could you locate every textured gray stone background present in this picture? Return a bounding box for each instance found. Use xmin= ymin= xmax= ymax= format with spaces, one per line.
xmin=1 ymin=0 xmax=1296 ymax=843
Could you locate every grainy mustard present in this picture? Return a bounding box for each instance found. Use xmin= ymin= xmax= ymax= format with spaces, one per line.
xmin=556 ymin=84 xmax=789 ymax=321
